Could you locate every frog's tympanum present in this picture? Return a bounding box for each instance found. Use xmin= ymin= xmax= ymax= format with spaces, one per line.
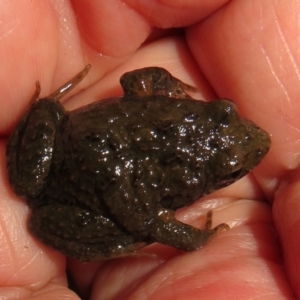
xmin=6 ymin=65 xmax=270 ymax=261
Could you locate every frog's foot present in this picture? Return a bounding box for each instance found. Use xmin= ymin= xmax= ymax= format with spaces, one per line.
xmin=29 ymin=81 xmax=41 ymax=105
xmin=48 ymin=64 xmax=91 ymax=101
xmin=149 ymin=209 xmax=230 ymax=252
xmin=120 ymin=66 xmax=198 ymax=99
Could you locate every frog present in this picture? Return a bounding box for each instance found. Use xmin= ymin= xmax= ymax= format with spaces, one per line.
xmin=6 ymin=65 xmax=271 ymax=261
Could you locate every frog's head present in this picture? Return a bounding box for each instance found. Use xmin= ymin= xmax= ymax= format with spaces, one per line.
xmin=205 ymin=99 xmax=271 ymax=193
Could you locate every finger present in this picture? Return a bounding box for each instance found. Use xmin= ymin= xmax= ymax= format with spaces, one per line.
xmin=71 ymin=0 xmax=229 ymax=57
xmin=273 ymin=182 xmax=300 ymax=298
xmin=0 ymin=142 xmax=80 ymax=298
xmin=70 ymin=199 xmax=293 ymax=299
xmin=0 ymin=1 xmax=85 ymax=133
xmin=187 ymin=1 xmax=300 ymax=199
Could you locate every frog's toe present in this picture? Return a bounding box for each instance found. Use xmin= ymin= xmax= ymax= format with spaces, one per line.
xmin=212 ymin=223 xmax=230 ymax=233
xmin=204 ymin=210 xmax=230 ymax=232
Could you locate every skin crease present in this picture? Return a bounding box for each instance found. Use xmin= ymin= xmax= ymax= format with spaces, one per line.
xmin=0 ymin=0 xmax=300 ymax=299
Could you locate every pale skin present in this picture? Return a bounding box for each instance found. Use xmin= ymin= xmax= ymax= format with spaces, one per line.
xmin=0 ymin=1 xmax=299 ymax=299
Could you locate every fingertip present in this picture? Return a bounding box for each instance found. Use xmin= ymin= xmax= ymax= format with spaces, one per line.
xmin=273 ymin=181 xmax=300 ymax=297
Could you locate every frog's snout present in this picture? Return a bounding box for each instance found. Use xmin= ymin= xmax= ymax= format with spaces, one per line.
xmin=241 ymin=121 xmax=271 ymax=171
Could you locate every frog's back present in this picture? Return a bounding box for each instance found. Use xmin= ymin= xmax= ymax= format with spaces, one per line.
xmin=63 ymin=96 xmax=210 ymax=209
xmin=58 ymin=94 xmax=268 ymax=211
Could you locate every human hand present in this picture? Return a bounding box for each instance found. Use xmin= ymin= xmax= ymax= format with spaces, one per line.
xmin=0 ymin=1 xmax=298 ymax=299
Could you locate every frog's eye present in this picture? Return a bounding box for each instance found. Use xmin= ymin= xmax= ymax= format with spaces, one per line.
xmin=216 ymin=165 xmax=244 ymax=188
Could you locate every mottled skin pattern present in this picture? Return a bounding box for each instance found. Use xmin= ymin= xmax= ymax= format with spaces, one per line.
xmin=6 ymin=66 xmax=271 ymax=261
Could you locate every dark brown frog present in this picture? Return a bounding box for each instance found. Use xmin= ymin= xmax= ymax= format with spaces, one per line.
xmin=6 ymin=65 xmax=270 ymax=261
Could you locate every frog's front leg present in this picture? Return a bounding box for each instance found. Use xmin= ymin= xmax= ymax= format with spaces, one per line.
xmin=149 ymin=209 xmax=230 ymax=251
xmin=29 ymin=204 xmax=146 ymax=261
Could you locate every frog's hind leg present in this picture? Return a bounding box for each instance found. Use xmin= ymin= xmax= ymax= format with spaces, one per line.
xmin=120 ymin=67 xmax=198 ymax=99
xmin=29 ymin=204 xmax=146 ymax=261
xmin=149 ymin=209 xmax=230 ymax=251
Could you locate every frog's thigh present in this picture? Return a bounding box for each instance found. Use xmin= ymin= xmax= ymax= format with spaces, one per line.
xmin=149 ymin=209 xmax=229 ymax=251
xmin=29 ymin=204 xmax=144 ymax=261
